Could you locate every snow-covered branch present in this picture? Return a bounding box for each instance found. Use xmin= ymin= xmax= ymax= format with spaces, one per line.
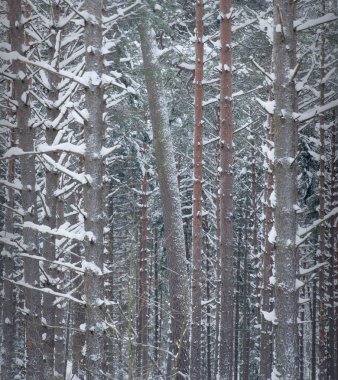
xmin=294 ymin=98 xmax=338 ymax=122
xmin=295 ymin=13 xmax=338 ymax=32
xmin=297 ymin=207 xmax=338 ymax=246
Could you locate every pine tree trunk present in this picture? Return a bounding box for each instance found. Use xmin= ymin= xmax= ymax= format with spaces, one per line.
xmin=55 ymin=199 xmax=66 ymax=377
xmin=318 ymin=2 xmax=326 ymax=374
xmin=218 ymin=1 xmax=234 ymax=378
xmin=273 ymin=1 xmax=299 ymax=377
xmin=242 ymin=212 xmax=251 ymax=380
xmin=329 ymin=113 xmax=337 ymax=380
xmin=8 ymin=0 xmax=43 ymax=377
xmin=43 ymin=2 xmax=61 ymax=376
xmin=260 ymin=110 xmax=275 ymax=380
xmin=203 ymin=216 xmax=212 ymax=380
xmin=311 ymin=277 xmax=317 ymax=380
xmin=1 ymin=129 xmax=16 ymax=378
xmin=137 ymin=161 xmax=149 ymax=378
xmin=214 ymin=111 xmax=221 ymax=377
xmin=191 ymin=1 xmax=204 ymax=378
xmin=153 ymin=227 xmax=161 ymax=376
xmin=139 ymin=16 xmax=190 ymax=379
xmin=83 ymin=1 xmax=106 ymax=377
xmin=328 ymin=115 xmax=338 ymax=380
xmin=234 ymin=227 xmax=242 ymax=380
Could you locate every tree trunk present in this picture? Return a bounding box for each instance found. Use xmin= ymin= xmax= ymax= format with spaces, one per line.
xmin=218 ymin=1 xmax=234 ymax=378
xmin=318 ymin=1 xmax=326 ymax=375
xmin=137 ymin=157 xmax=149 ymax=378
xmin=260 ymin=108 xmax=275 ymax=380
xmin=234 ymin=227 xmax=242 ymax=380
xmin=8 ymin=0 xmax=43 ymax=378
xmin=273 ymin=1 xmax=299 ymax=378
xmin=190 ymin=1 xmax=204 ymax=378
xmin=43 ymin=2 xmax=61 ymax=376
xmin=139 ymin=16 xmax=190 ymax=379
xmin=242 ymin=211 xmax=251 ymax=380
xmin=329 ymin=115 xmax=338 ymax=380
xmin=329 ymin=112 xmax=337 ymax=380
xmin=1 ymin=129 xmax=16 ymax=378
xmin=83 ymin=1 xmax=106 ymax=378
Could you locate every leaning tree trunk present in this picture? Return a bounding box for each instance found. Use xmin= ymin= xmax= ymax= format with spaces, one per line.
xmin=273 ymin=1 xmax=299 ymax=378
xmin=190 ymin=1 xmax=204 ymax=379
xmin=218 ymin=0 xmax=234 ymax=378
xmin=83 ymin=1 xmax=106 ymax=378
xmin=139 ymin=16 xmax=190 ymax=379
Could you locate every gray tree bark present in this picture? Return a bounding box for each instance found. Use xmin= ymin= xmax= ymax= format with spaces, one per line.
xmin=260 ymin=109 xmax=274 ymax=380
xmin=139 ymin=16 xmax=190 ymax=379
xmin=43 ymin=2 xmax=62 ymax=376
xmin=83 ymin=1 xmax=106 ymax=378
xmin=273 ymin=1 xmax=299 ymax=378
xmin=8 ymin=0 xmax=43 ymax=378
xmin=218 ymin=0 xmax=234 ymax=378
xmin=1 ymin=129 xmax=16 ymax=378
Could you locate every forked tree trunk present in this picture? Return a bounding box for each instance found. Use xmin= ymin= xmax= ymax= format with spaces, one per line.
xmin=83 ymin=1 xmax=106 ymax=378
xmin=218 ymin=0 xmax=234 ymax=378
xmin=273 ymin=1 xmax=299 ymax=378
xmin=190 ymin=1 xmax=204 ymax=378
xmin=139 ymin=16 xmax=190 ymax=379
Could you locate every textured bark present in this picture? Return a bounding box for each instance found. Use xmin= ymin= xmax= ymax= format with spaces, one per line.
xmin=139 ymin=17 xmax=190 ymax=379
xmin=190 ymin=1 xmax=204 ymax=378
xmin=242 ymin=213 xmax=251 ymax=380
xmin=153 ymin=228 xmax=161 ymax=375
xmin=273 ymin=1 xmax=299 ymax=378
xmin=311 ymin=278 xmax=317 ymax=380
xmin=234 ymin=228 xmax=242 ymax=380
xmin=299 ymin=287 xmax=305 ymax=380
xmin=43 ymin=2 xmax=61 ymax=376
xmin=1 ymin=129 xmax=16 ymax=378
xmin=260 ymin=111 xmax=274 ymax=380
xmin=137 ymin=160 xmax=149 ymax=378
xmin=218 ymin=1 xmax=234 ymax=378
xmin=251 ymin=145 xmax=260 ymax=330
xmin=55 ymin=201 xmax=66 ymax=378
xmin=214 ymin=111 xmax=221 ymax=377
xmin=83 ymin=1 xmax=106 ymax=378
xmin=329 ymin=113 xmax=337 ymax=380
xmin=203 ymin=216 xmax=212 ymax=380
xmin=8 ymin=0 xmax=43 ymax=378
xmin=318 ymin=2 xmax=326 ymax=374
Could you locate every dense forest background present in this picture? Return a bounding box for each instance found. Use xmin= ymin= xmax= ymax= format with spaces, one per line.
xmin=0 ymin=0 xmax=337 ymax=379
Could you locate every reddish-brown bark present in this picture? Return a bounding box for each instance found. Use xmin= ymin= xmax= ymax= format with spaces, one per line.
xmin=190 ymin=1 xmax=204 ymax=378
